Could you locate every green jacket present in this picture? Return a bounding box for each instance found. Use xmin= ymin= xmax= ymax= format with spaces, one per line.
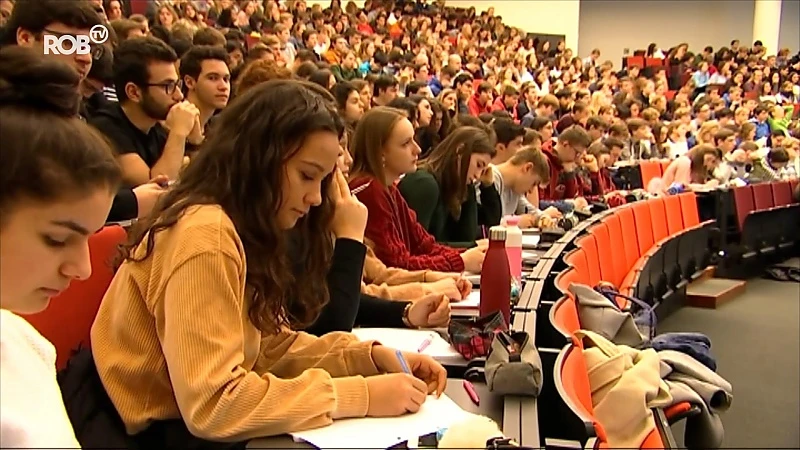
xmin=768 ymin=105 xmax=794 ymax=135
xmin=332 ymin=65 xmax=361 ymax=82
xmin=398 ymin=169 xmax=490 ymax=248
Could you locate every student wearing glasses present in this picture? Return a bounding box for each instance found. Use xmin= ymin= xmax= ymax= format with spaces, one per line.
xmin=90 ymin=37 xmax=204 ymax=188
xmin=4 ymin=0 xmax=167 ymax=224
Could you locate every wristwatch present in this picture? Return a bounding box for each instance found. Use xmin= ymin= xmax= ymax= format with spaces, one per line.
xmin=402 ymin=303 xmax=417 ymax=328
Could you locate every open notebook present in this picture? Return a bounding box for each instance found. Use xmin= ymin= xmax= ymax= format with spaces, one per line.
xmin=291 ymin=394 xmax=473 ymax=449
xmin=350 ymin=328 xmax=465 ymax=364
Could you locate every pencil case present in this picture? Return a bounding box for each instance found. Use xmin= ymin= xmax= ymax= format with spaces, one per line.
xmin=484 ymin=331 xmax=542 ymax=397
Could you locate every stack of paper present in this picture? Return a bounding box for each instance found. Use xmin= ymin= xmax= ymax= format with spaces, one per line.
xmin=521 ymin=234 xmax=540 ymax=249
xmin=464 ymin=271 xmax=481 ymax=285
xmin=452 ymin=290 xmax=480 ymax=309
xmin=291 ymin=394 xmax=473 ymax=449
xmin=350 ymin=328 xmax=464 ymax=363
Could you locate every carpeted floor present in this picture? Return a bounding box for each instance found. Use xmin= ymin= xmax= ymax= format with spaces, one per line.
xmin=659 ymin=260 xmax=800 ymax=448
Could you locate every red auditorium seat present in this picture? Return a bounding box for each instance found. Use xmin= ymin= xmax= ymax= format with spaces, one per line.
xmin=564 ymin=248 xmax=591 ymax=285
xmin=639 ymin=161 xmax=663 ymax=190
xmin=648 ymin=198 xmax=669 ymax=243
xmin=22 ymin=226 xmax=126 ymax=370
xmin=663 ymin=195 xmax=684 ymax=234
xmin=752 ymin=183 xmax=775 ymax=210
xmin=631 ymin=201 xmax=655 ymax=256
xmin=603 ymin=215 xmax=629 ymax=288
xmin=575 ymin=234 xmax=602 ymax=287
xmin=678 ymin=192 xmax=700 ymax=228
xmin=590 ymin=223 xmax=617 ymax=287
xmin=618 ymin=207 xmax=642 ymax=271
xmin=771 ymin=181 xmax=793 ymax=206
xmin=732 ymin=186 xmax=756 ymax=230
xmin=555 ymin=337 xmax=610 ymax=448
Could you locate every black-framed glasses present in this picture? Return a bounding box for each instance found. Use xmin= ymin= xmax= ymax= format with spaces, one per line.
xmin=41 ymin=28 xmax=105 ymax=60
xmin=145 ymin=79 xmax=183 ymax=95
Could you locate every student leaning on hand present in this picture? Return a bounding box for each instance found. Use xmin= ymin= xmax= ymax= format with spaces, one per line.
xmin=78 ymin=81 xmax=447 ymax=448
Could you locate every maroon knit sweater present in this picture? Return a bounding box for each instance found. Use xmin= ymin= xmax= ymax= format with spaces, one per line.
xmin=350 ymin=175 xmax=465 ymax=272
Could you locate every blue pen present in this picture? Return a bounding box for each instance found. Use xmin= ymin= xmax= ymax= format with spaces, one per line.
xmin=395 ymin=349 xmax=412 ymax=374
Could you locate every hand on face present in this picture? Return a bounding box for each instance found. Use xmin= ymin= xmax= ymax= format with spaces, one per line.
xmin=329 ymin=169 xmax=368 ymax=242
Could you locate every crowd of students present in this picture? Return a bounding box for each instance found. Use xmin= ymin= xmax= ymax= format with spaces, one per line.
xmin=0 ymin=0 xmax=799 ymax=448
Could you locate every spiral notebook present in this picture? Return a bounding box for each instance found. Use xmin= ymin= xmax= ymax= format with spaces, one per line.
xmin=290 ymin=394 xmax=472 ymax=449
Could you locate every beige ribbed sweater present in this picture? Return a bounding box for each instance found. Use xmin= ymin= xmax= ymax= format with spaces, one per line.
xmin=91 ymin=204 xmax=380 ymax=442
xmin=361 ymin=245 xmax=430 ymax=300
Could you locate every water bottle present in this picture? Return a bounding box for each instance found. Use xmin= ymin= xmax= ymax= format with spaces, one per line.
xmin=480 ymin=226 xmax=511 ymax=324
xmin=501 ymin=215 xmax=523 ymax=289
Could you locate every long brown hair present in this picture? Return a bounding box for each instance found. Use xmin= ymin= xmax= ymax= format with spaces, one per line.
xmin=688 ymin=144 xmax=721 ymax=184
xmin=418 ymin=126 xmax=495 ymax=218
xmin=349 ymin=106 xmax=407 ymax=186
xmin=121 ymin=80 xmax=344 ymax=333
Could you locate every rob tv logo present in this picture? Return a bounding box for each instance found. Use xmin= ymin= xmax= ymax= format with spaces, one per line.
xmin=43 ymin=24 xmax=108 ymax=55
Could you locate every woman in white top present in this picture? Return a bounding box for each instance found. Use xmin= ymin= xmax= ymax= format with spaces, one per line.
xmin=0 ymin=47 xmax=121 ymax=448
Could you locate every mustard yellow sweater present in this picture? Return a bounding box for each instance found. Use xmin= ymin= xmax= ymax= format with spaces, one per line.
xmin=91 ymin=204 xmax=380 ymax=442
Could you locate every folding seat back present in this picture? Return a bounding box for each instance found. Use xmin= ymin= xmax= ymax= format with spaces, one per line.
xmin=554 ymin=338 xmax=610 ymax=446
xmin=576 ymin=234 xmax=602 ymax=286
xmin=772 ymin=181 xmax=793 ymax=206
xmin=663 ymin=195 xmax=684 ymax=234
xmin=563 ymin=248 xmax=590 ymax=284
xmin=603 ymin=215 xmax=629 ymax=288
xmin=617 ymin=207 xmax=641 ymax=271
xmin=648 ymin=198 xmax=669 ymax=243
xmin=752 ymin=183 xmax=775 ymax=210
xmin=590 ymin=223 xmax=617 ymax=287
xmin=678 ymin=192 xmax=700 ymax=228
xmin=789 ymin=179 xmax=799 ymax=201
xmin=732 ymin=185 xmax=755 ymax=231
xmin=660 ymin=160 xmax=671 ymax=176
xmin=631 ymin=201 xmax=655 ymax=255
xmin=639 ymin=160 xmax=662 ymax=190
xmin=550 ymin=294 xmax=581 ymax=337
xmin=555 ymin=267 xmax=580 ymax=295
xmin=22 ymin=226 xmax=127 ymax=370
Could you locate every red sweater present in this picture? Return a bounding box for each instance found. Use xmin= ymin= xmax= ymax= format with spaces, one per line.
xmin=468 ymin=94 xmax=493 ymax=117
xmin=540 ymin=147 xmax=587 ymax=201
xmin=350 ymin=176 xmax=465 ymax=272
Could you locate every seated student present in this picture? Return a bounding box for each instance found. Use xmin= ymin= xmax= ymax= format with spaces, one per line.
xmin=336 ymin=135 xmax=470 ymax=301
xmin=585 ymin=115 xmax=610 ymax=143
xmin=483 ymin=146 xmax=556 ymax=229
xmin=349 ymin=107 xmax=486 ymax=273
xmin=661 ymin=144 xmax=722 ymax=190
xmin=749 ymin=147 xmax=791 ymax=183
xmin=91 ymin=37 xmax=204 ymax=187
xmin=664 ymin=121 xmax=690 ymax=159
xmin=626 ymin=118 xmax=653 ymax=160
xmin=751 ymin=104 xmax=771 ymax=141
xmin=711 ymin=128 xmax=739 ymax=183
xmin=0 ymin=46 xmax=122 ymax=450
xmin=539 ymin=126 xmax=593 ymax=210
xmin=6 ymin=0 xmax=166 ymax=224
xmin=582 ymin=141 xmax=619 ymax=198
xmin=399 ymin=126 xmax=496 ymax=247
xmin=90 ymin=81 xmax=447 ymax=447
xmin=767 ymin=103 xmax=795 ymax=135
xmin=490 ymin=117 xmax=527 ymax=164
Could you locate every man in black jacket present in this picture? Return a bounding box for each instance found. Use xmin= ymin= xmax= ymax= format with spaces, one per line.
xmin=1 ymin=0 xmax=166 ymax=223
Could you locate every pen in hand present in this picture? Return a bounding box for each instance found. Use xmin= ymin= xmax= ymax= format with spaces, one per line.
xmin=395 ymin=349 xmax=412 ymax=374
